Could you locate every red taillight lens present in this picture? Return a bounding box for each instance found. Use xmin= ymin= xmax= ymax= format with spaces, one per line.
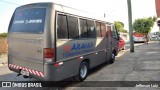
xmin=44 ymin=48 xmax=54 ymax=62
xmin=44 ymin=48 xmax=54 ymax=58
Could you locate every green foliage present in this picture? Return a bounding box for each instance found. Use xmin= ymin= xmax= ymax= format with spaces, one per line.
xmin=114 ymin=21 xmax=127 ymax=33
xmin=133 ymin=16 xmax=157 ymax=34
xmin=0 ymin=33 xmax=7 ymax=38
xmin=114 ymin=21 xmax=123 ymax=30
xmin=118 ymin=22 xmax=124 ymax=27
xmin=153 ymin=16 xmax=157 ymax=22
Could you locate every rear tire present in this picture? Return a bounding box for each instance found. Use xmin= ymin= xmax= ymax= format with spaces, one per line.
xmin=109 ymin=52 xmax=115 ymax=64
xmin=73 ymin=61 xmax=89 ymax=81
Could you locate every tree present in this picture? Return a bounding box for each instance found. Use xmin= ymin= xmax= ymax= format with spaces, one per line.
xmin=114 ymin=21 xmax=128 ymax=33
xmin=133 ymin=16 xmax=157 ymax=34
xmin=133 ymin=16 xmax=157 ymax=43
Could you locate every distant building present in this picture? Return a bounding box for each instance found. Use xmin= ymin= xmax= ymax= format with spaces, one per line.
xmin=156 ymin=0 xmax=160 ymax=18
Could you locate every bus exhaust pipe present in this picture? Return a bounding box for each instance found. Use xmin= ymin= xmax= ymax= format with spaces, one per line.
xmin=23 ymin=75 xmax=29 ymax=79
xmin=23 ymin=75 xmax=32 ymax=79
xmin=17 ymin=73 xmax=22 ymax=77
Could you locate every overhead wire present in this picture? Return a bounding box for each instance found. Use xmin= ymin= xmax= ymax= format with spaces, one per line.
xmin=0 ymin=0 xmax=19 ymax=5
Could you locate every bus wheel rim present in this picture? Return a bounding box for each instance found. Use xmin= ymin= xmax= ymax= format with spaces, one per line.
xmin=80 ymin=65 xmax=87 ymax=78
xmin=112 ymin=53 xmax=115 ymax=60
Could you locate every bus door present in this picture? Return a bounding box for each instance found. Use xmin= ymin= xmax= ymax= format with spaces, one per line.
xmin=106 ymin=25 xmax=112 ymax=61
xmin=111 ymin=25 xmax=118 ymax=55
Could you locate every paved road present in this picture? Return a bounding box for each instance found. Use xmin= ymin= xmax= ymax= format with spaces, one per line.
xmin=125 ymin=41 xmax=144 ymax=50
xmin=0 ymin=41 xmax=159 ymax=90
xmin=65 ymin=41 xmax=160 ymax=90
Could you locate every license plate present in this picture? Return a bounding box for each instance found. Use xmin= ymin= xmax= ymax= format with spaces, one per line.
xmin=20 ymin=70 xmax=29 ymax=76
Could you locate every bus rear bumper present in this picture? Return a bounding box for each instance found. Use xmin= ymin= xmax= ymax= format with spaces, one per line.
xmin=8 ymin=63 xmax=57 ymax=81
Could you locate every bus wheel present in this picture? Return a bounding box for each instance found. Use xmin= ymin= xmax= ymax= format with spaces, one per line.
xmin=74 ymin=61 xmax=89 ymax=81
xmin=109 ymin=52 xmax=115 ymax=64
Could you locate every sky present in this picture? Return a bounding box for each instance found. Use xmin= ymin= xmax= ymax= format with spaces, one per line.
xmin=0 ymin=0 xmax=159 ymax=33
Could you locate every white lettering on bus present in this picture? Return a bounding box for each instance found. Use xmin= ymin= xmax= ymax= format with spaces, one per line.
xmin=14 ymin=19 xmax=42 ymax=24
xmin=25 ymin=19 xmax=42 ymax=24
xmin=14 ymin=20 xmax=25 ymax=24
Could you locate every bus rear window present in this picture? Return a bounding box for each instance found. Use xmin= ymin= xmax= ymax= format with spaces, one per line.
xmin=9 ymin=8 xmax=46 ymax=33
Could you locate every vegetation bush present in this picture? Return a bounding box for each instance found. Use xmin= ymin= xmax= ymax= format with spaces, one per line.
xmin=114 ymin=21 xmax=128 ymax=33
xmin=0 ymin=33 xmax=7 ymax=38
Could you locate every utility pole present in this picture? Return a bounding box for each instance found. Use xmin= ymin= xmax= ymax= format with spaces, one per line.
xmin=127 ymin=0 xmax=134 ymax=52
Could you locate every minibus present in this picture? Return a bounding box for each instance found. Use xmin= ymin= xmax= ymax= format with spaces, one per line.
xmin=8 ymin=2 xmax=119 ymax=81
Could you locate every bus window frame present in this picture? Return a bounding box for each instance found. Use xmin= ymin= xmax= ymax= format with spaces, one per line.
xmin=9 ymin=7 xmax=48 ymax=34
xmin=95 ymin=21 xmax=102 ymax=38
xmin=56 ymin=12 xmax=98 ymax=40
xmin=101 ymin=22 xmax=107 ymax=38
xmin=111 ymin=25 xmax=118 ymax=40
xmin=95 ymin=21 xmax=107 ymax=39
xmin=56 ymin=12 xmax=80 ymax=40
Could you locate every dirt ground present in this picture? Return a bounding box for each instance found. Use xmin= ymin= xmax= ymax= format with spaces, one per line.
xmin=0 ymin=37 xmax=8 ymax=55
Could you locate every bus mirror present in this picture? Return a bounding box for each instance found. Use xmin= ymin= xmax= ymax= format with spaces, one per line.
xmin=118 ymin=36 xmax=120 ymax=41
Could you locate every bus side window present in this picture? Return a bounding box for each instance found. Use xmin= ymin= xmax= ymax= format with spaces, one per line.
xmin=87 ymin=20 xmax=96 ymax=38
xmin=80 ymin=19 xmax=88 ymax=38
xmin=101 ymin=23 xmax=106 ymax=37
xmin=107 ymin=26 xmax=111 ymax=38
xmin=105 ymin=25 xmax=108 ymax=38
xmin=57 ymin=14 xmax=68 ymax=39
xmin=67 ymin=16 xmax=79 ymax=39
xmin=96 ymin=22 xmax=102 ymax=37
xmin=111 ymin=26 xmax=118 ymax=39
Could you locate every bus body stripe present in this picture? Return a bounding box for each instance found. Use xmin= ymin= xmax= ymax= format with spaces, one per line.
xmin=8 ymin=64 xmax=44 ymax=77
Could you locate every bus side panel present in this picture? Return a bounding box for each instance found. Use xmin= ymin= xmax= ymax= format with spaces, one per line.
xmin=55 ymin=39 xmax=95 ymax=80
xmin=53 ymin=59 xmax=80 ymax=81
xmin=90 ymin=38 xmax=107 ymax=68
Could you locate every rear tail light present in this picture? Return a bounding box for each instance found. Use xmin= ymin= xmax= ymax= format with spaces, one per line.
xmin=44 ymin=48 xmax=54 ymax=63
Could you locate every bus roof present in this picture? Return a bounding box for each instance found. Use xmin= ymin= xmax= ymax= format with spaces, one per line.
xmin=16 ymin=2 xmax=112 ymax=24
